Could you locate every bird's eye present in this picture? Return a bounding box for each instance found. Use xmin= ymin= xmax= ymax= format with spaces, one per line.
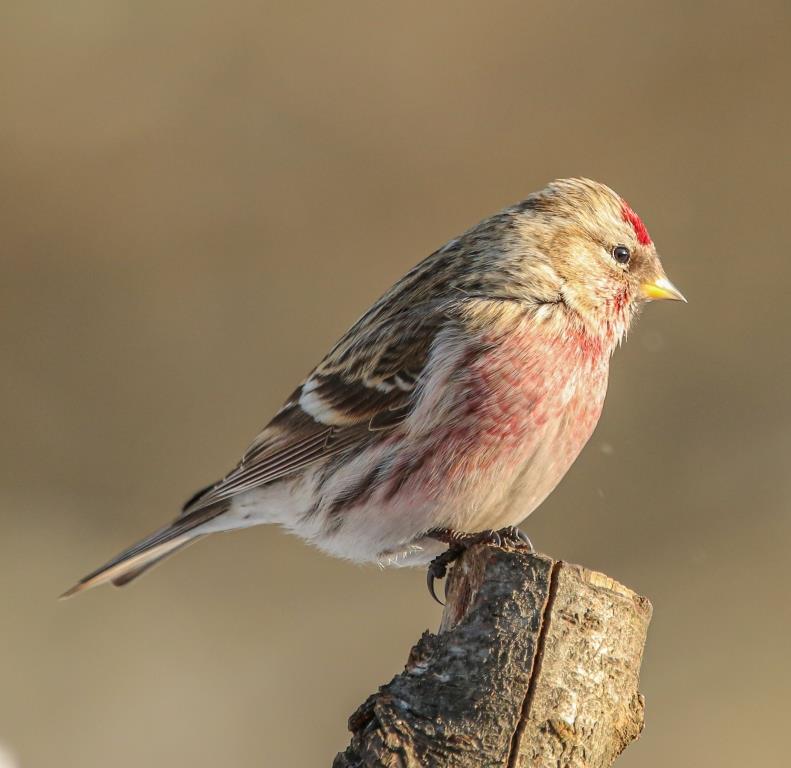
xmin=611 ymin=245 xmax=631 ymax=265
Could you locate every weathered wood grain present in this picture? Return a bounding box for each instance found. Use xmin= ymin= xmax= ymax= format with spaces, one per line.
xmin=334 ymin=545 xmax=651 ymax=768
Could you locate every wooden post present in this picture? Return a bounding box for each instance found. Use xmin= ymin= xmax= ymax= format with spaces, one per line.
xmin=334 ymin=545 xmax=652 ymax=768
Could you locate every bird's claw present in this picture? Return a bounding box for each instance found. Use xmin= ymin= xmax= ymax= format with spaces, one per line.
xmin=424 ymin=526 xmax=534 ymax=603
xmin=426 ymin=565 xmax=444 ymax=605
xmin=426 ymin=544 xmax=464 ymax=605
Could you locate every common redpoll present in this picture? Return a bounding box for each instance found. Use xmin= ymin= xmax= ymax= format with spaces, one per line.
xmin=62 ymin=178 xmax=684 ymax=598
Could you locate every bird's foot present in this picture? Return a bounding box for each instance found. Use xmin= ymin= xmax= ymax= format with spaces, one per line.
xmin=426 ymin=543 xmax=465 ymax=605
xmin=424 ymin=526 xmax=534 ymax=604
xmin=497 ymin=525 xmax=534 ymax=551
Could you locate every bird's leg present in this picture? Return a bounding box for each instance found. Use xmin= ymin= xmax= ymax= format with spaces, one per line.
xmin=424 ymin=526 xmax=534 ymax=604
xmin=427 ymin=525 xmax=534 ymax=550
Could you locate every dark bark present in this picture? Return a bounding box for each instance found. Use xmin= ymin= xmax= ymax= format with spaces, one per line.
xmin=334 ymin=546 xmax=651 ymax=768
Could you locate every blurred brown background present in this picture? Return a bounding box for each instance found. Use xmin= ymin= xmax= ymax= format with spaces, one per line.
xmin=1 ymin=1 xmax=788 ymax=766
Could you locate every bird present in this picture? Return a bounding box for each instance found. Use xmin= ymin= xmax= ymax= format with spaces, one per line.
xmin=61 ymin=177 xmax=685 ymax=599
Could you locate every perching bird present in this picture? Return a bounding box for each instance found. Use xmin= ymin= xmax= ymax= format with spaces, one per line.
xmin=62 ymin=178 xmax=684 ymax=598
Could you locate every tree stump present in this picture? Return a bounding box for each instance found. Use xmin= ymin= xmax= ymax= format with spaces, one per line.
xmin=334 ymin=545 xmax=652 ymax=767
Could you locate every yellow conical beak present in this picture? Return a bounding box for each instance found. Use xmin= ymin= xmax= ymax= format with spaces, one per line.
xmin=641 ymin=276 xmax=687 ymax=302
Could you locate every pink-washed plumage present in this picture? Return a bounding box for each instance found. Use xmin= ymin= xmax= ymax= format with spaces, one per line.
xmin=62 ymin=177 xmax=684 ymax=596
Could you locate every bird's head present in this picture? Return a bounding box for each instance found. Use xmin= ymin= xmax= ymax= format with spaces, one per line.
xmin=510 ymin=177 xmax=685 ymax=340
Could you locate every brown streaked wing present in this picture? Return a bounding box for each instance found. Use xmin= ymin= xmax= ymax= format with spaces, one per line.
xmin=180 ymin=302 xmax=451 ymax=515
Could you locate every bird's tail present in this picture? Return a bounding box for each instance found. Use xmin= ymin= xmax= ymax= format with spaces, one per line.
xmin=60 ymin=505 xmax=224 ymax=599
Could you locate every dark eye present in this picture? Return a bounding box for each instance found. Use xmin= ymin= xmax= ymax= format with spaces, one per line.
xmin=611 ymin=245 xmax=631 ymax=265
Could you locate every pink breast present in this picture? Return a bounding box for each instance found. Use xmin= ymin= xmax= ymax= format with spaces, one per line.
xmin=426 ymin=326 xmax=609 ymax=489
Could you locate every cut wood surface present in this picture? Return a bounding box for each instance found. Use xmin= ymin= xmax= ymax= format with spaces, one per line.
xmin=334 ymin=545 xmax=652 ymax=768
